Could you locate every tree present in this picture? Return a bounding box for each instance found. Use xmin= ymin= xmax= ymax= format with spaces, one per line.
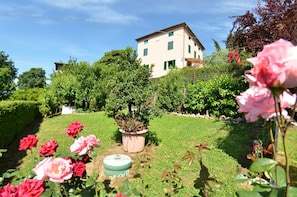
xmin=227 ymin=0 xmax=297 ymax=53
xmin=98 ymin=46 xmax=160 ymax=130
xmin=50 ymin=71 xmax=79 ymax=106
xmin=65 ymin=59 xmax=98 ymax=110
xmin=203 ymin=39 xmax=229 ymax=66
xmin=0 ymin=51 xmax=17 ymax=100
xmin=18 ymin=68 xmax=46 ymax=89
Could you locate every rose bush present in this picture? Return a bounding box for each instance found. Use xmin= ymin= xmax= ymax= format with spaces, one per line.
xmin=0 ymin=120 xmax=125 ymax=197
xmin=235 ymin=39 xmax=297 ymax=197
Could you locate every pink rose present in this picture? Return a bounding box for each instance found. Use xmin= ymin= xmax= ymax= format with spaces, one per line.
xmin=18 ymin=134 xmax=38 ymax=151
xmin=16 ymin=179 xmax=45 ymax=197
xmin=70 ymin=136 xmax=88 ymax=156
xmin=247 ymin=39 xmax=297 ymax=88
xmin=72 ymin=161 xmax=86 ymax=177
xmin=70 ymin=135 xmax=100 ymax=156
xmin=85 ymin=135 xmax=100 ymax=148
xmin=66 ymin=121 xmax=83 ymax=137
xmin=44 ymin=158 xmax=73 ymax=183
xmin=236 ymin=86 xmax=296 ymax=122
xmin=39 ymin=140 xmax=58 ymax=157
xmin=32 ymin=157 xmax=53 ymax=181
xmin=0 ymin=183 xmax=17 ymax=197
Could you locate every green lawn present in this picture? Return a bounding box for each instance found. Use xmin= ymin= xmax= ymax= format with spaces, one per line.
xmin=5 ymin=112 xmax=297 ymax=196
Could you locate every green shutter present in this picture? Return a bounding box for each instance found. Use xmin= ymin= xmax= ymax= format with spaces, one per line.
xmin=164 ymin=62 xmax=167 ymax=70
xmin=173 ymin=60 xmax=176 ymax=68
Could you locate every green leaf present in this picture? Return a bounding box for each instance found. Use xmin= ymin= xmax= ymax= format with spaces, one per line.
xmin=40 ymin=188 xmax=52 ymax=197
xmin=288 ymin=186 xmax=297 ymax=197
xmin=268 ymin=165 xmax=286 ymax=188
xmin=85 ymin=177 xmax=95 ymax=188
xmin=233 ymin=173 xmax=249 ymax=183
xmin=249 ymin=158 xmax=278 ymax=173
xmin=236 ymin=190 xmax=263 ymax=197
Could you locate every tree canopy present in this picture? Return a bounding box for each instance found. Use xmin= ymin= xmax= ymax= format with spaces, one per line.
xmin=227 ymin=0 xmax=297 ymax=53
xmin=0 ymin=51 xmax=17 ymax=100
xmin=17 ymin=68 xmax=46 ymax=89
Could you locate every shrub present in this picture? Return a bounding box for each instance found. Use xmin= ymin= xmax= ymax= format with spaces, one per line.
xmin=0 ymin=101 xmax=41 ymax=148
xmin=156 ymin=70 xmax=186 ymax=112
xmin=38 ymin=89 xmax=59 ymax=117
xmin=9 ymin=88 xmax=45 ymax=101
xmin=184 ymin=75 xmax=245 ymax=117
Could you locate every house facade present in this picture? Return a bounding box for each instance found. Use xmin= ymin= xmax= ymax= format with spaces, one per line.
xmin=136 ymin=22 xmax=205 ymax=78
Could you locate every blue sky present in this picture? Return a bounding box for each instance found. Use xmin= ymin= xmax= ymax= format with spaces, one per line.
xmin=0 ymin=0 xmax=258 ymax=78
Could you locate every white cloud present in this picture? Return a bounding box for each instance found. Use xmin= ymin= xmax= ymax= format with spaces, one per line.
xmin=210 ymin=0 xmax=257 ymax=15
xmin=36 ymin=0 xmax=140 ymax=25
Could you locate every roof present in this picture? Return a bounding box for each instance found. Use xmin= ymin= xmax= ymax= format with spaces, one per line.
xmin=135 ymin=22 xmax=205 ymax=50
xmin=185 ymin=58 xmax=203 ymax=64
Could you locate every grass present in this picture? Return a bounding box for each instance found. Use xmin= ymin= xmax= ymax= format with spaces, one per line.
xmin=3 ymin=112 xmax=297 ymax=196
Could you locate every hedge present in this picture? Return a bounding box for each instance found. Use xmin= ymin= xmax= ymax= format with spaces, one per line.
xmin=0 ymin=101 xmax=41 ymax=148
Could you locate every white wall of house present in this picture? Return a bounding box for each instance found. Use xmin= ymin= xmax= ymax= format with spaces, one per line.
xmin=136 ymin=23 xmax=204 ymax=78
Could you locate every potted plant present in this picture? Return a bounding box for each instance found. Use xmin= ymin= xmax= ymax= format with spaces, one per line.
xmin=101 ymin=47 xmax=160 ymax=153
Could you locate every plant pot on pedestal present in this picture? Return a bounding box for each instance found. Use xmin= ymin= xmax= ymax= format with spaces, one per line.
xmin=120 ymin=129 xmax=148 ymax=153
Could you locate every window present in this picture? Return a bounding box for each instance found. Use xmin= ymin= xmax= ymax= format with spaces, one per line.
xmin=168 ymin=41 xmax=174 ymax=50
xmin=194 ymin=51 xmax=197 ymax=58
xmin=168 ymin=31 xmax=174 ymax=36
xmin=198 ymin=55 xmax=201 ymax=59
xmin=188 ymin=45 xmax=191 ymax=54
xmin=143 ymin=48 xmax=148 ymax=56
xmin=144 ymin=39 xmax=148 ymax=44
xmin=188 ymin=36 xmax=191 ymax=40
xmin=164 ymin=60 xmax=176 ymax=70
xmin=168 ymin=60 xmax=176 ymax=68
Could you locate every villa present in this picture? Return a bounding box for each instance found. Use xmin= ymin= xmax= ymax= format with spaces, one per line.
xmin=136 ymin=22 xmax=205 ymax=78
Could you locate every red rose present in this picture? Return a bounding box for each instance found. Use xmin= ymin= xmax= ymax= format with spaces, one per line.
xmin=115 ymin=192 xmax=128 ymax=197
xmin=66 ymin=121 xmax=83 ymax=138
xmin=0 ymin=183 xmax=17 ymax=197
xmin=18 ymin=134 xmax=38 ymax=151
xmin=73 ymin=161 xmax=86 ymax=177
xmin=39 ymin=140 xmax=58 ymax=157
xmin=17 ymin=179 xmax=45 ymax=197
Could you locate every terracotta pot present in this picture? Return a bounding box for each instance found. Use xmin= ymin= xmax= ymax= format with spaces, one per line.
xmin=119 ymin=129 xmax=148 ymax=153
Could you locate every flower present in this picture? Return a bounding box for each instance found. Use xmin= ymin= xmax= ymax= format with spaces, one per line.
xmin=72 ymin=161 xmax=86 ymax=177
xmin=236 ymin=39 xmax=297 ymax=196
xmin=85 ymin=134 xmax=100 ymax=148
xmin=115 ymin=193 xmax=128 ymax=197
xmin=16 ymin=179 xmax=45 ymax=197
xmin=2 ymin=120 xmax=103 ymax=196
xmin=32 ymin=157 xmax=53 ymax=181
xmin=246 ymin=39 xmax=297 ymax=88
xmin=70 ymin=135 xmax=100 ymax=156
xmin=0 ymin=183 xmax=17 ymax=197
xmin=236 ymin=86 xmax=296 ymax=122
xmin=66 ymin=121 xmax=83 ymax=137
xmin=39 ymin=140 xmax=58 ymax=157
xmin=18 ymin=134 xmax=38 ymax=151
xmin=44 ymin=158 xmax=73 ymax=183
